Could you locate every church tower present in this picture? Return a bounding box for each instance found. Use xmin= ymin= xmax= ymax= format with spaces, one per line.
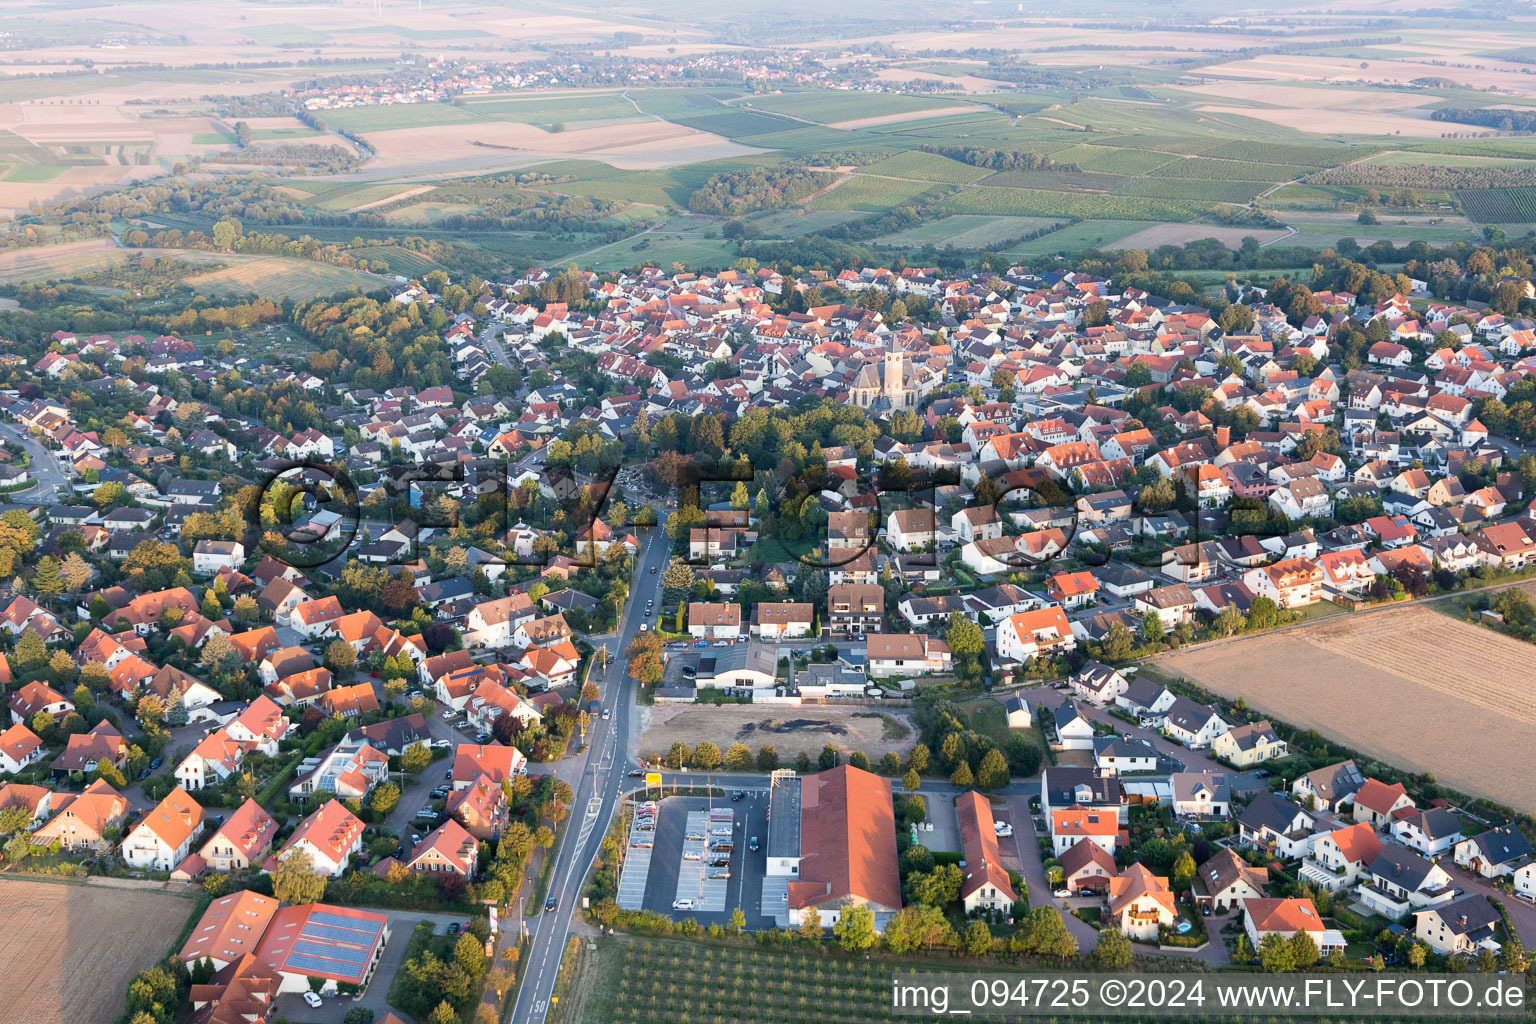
xmin=884 ymin=338 xmax=909 ymax=410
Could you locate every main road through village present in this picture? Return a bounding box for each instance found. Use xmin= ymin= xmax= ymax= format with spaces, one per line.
xmin=508 ymin=517 xmax=671 ymax=1023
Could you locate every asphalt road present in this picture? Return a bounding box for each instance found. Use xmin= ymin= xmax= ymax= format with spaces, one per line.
xmin=509 ymin=519 xmax=671 ymax=1023
xmin=0 ymin=421 xmax=68 ymax=503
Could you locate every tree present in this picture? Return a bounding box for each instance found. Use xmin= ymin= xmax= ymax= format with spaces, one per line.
xmin=402 ymin=741 xmax=433 ymax=774
xmin=950 ymin=761 xmax=974 ymax=789
xmin=371 ymin=782 xmax=401 ymax=815
xmin=1023 ymin=907 xmax=1077 ymax=958
xmin=454 ymin=931 xmax=487 ymax=979
xmin=756 ymin=744 xmax=779 ymax=770
xmin=945 ymin=612 xmax=985 ymax=662
xmin=1288 ymin=928 xmax=1320 ymax=969
xmin=1171 ymin=850 xmax=1196 ymax=892
xmin=1407 ymin=940 xmax=1427 ymax=969
xmin=31 ymin=556 xmax=62 ymax=598
xmin=428 ymin=1001 xmax=459 ymax=1024
xmin=232 ymin=595 xmax=259 ymax=621
xmin=849 ymin=750 xmax=870 ymax=771
xmin=1247 ymin=596 xmax=1280 ymax=631
xmin=833 ymin=904 xmax=877 ymax=952
xmin=976 ymin=749 xmax=1010 ymax=791
xmin=60 ymin=553 xmax=93 ymax=592
xmin=1502 ymin=934 xmax=1527 ymax=973
xmin=691 ymin=741 xmax=722 ymax=770
xmin=907 ymin=743 xmax=930 ymax=774
xmin=798 ymin=908 xmax=823 ymax=940
xmin=272 ymin=849 xmax=327 ymax=905
xmin=903 ymin=769 xmax=921 ymax=793
xmin=1139 ymin=612 xmax=1166 ymax=645
xmin=1478 ymin=945 xmax=1499 ymax=973
xmin=325 ymin=639 xmax=357 ymax=672
xmin=963 ymin=919 xmax=993 ymax=957
xmin=728 ymin=907 xmax=746 ymax=934
xmin=1260 ymin=932 xmax=1295 ymax=972
xmin=14 ymin=628 xmax=46 ymax=669
xmin=1093 ymin=927 xmax=1134 ymax=969
xmin=724 ymin=743 xmax=753 ymax=771
xmin=1101 ymin=620 xmax=1134 ymax=662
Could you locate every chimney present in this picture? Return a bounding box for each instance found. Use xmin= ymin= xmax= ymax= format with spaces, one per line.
xmin=1215 ymin=425 xmax=1231 ymax=448
xmin=1457 ymin=915 xmax=1468 ymax=930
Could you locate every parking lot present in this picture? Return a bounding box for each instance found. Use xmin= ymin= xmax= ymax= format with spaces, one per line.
xmin=636 ymin=792 xmax=776 ymax=929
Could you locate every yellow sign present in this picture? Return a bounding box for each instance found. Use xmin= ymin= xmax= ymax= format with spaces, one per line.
xmin=645 ymin=772 xmax=662 ymax=788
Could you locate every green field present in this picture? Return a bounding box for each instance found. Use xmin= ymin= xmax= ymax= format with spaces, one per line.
xmin=852 ymin=151 xmax=991 ymax=184
xmin=811 ymin=175 xmax=949 ymax=211
xmin=240 ymin=24 xmax=333 ymax=45
xmin=733 ymin=91 xmax=979 ymax=125
xmin=191 ymin=128 xmax=320 ymax=144
xmin=947 ymin=186 xmax=1209 ymax=221
xmin=462 ymin=93 xmax=641 ymax=125
xmin=316 ymin=103 xmax=485 ymax=134
xmin=182 ymin=256 xmax=379 ymax=300
xmin=877 ymin=214 xmax=1063 ymax=249
xmin=1456 ymin=187 xmax=1536 ymax=223
xmin=1013 ymin=219 xmax=1164 ymax=254
xmin=348 ymin=244 xmax=443 ymax=276
xmin=748 ymin=208 xmax=866 ymax=237
xmin=2 ymin=164 xmax=66 ymax=182
xmin=557 ymin=936 xmax=1058 ymax=1024
xmin=1364 ymin=150 xmax=1536 ymax=169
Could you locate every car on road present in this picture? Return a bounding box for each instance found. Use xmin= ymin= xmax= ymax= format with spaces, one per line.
xmin=149 ymin=758 xmax=163 ymax=770
xmin=303 ymin=992 xmax=323 ymax=1008
xmin=694 ymin=641 xmax=709 ymax=648
xmin=730 ymin=791 xmax=744 ymax=802
xmin=601 ymin=708 xmax=611 ymax=720
xmin=650 ymin=567 xmax=656 ymax=574
xmin=545 ymin=895 xmax=557 ymax=912
xmin=138 ymin=769 xmax=149 ymax=780
xmin=430 ymin=739 xmax=453 ymax=749
xmin=627 ymin=769 xmax=645 ymax=777
xmin=444 ymin=769 xmax=454 ymax=779
xmin=748 ymin=836 xmax=759 ymax=852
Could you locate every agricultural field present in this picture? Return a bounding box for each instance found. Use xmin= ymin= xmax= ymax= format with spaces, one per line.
xmin=1159 ymin=602 xmax=1536 ymax=814
xmin=182 ymin=256 xmax=381 ymax=300
xmin=0 ymin=879 xmax=194 ymax=1024
xmin=557 ymin=935 xmax=1023 ymax=1024
xmin=856 ymin=151 xmax=992 ymax=184
xmin=638 ymin=704 xmax=914 ymax=763
xmin=810 ymin=174 xmax=947 ymax=212
xmin=876 ymin=214 xmax=1062 ymax=249
xmin=731 ymin=91 xmax=980 ymax=126
xmin=1012 ymin=219 xmax=1164 ymax=254
xmin=1457 ymin=187 xmax=1536 ymax=224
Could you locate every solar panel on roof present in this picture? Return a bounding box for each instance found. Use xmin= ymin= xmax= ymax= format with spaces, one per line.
xmin=310 ymin=910 xmax=382 ymax=933
xmin=304 ymin=923 xmax=372 ymax=944
xmin=293 ymin=940 xmax=370 ymax=965
xmin=285 ymin=953 xmax=363 ymax=977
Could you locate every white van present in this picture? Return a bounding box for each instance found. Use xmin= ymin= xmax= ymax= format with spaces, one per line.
xmin=672 ymin=898 xmax=695 ymax=911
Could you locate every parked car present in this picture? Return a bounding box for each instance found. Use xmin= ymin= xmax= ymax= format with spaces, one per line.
xmin=1053 ymin=889 xmax=1072 ymax=899
xmin=303 ymin=992 xmax=323 ymax=1008
xmin=672 ymin=898 xmax=695 ymax=911
xmin=694 ymin=641 xmax=709 ymax=648
xmin=447 ymin=923 xmax=462 ymax=934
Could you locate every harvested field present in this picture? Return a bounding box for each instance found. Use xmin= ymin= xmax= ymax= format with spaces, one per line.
xmin=1159 ymin=603 xmax=1536 ymax=813
xmin=638 ymin=704 xmax=915 ymax=762
xmin=827 ymin=105 xmax=979 ymax=129
xmin=0 ymin=878 xmax=193 ymax=1024
xmin=182 ymin=256 xmax=378 ymax=300
xmin=360 ymin=120 xmax=762 ymax=174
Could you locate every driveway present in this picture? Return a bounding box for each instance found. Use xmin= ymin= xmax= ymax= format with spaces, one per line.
xmin=272 ymin=909 xmax=474 ymax=1024
xmin=1441 ymin=861 xmax=1536 ymax=946
xmin=995 ymin=787 xmax=1100 ymax=951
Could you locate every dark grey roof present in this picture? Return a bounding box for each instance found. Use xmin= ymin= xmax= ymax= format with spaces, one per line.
xmin=1465 ymin=825 xmax=1533 ymax=867
xmin=1425 ymin=893 xmax=1500 ymax=935
xmin=1092 ymin=735 xmax=1158 ymax=760
xmin=1240 ymin=791 xmax=1311 ymax=836
xmin=1370 ymin=845 xmax=1442 ymax=893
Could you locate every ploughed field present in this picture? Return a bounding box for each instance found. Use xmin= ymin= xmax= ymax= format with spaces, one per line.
xmin=1161 ymin=604 xmax=1536 ymax=813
